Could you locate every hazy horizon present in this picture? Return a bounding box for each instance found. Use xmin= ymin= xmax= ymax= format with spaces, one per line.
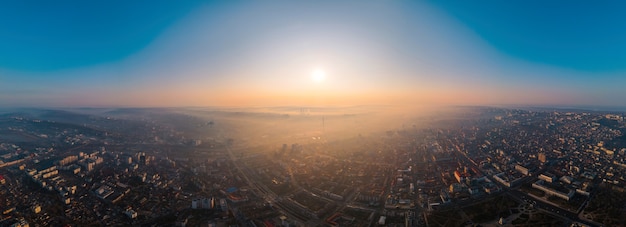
xmin=2 ymin=1 xmax=626 ymax=108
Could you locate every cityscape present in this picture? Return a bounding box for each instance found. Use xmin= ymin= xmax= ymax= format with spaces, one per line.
xmin=2 ymin=1 xmax=626 ymax=226
xmin=0 ymin=107 xmax=624 ymax=226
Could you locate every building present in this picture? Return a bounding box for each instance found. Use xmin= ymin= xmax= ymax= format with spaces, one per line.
xmin=493 ymin=172 xmax=523 ymax=187
xmin=191 ymin=199 xmax=200 ymax=209
xmin=532 ymin=180 xmax=574 ymax=201
xmin=449 ymin=183 xmax=466 ymax=193
xmin=454 ymin=170 xmax=470 ymax=183
xmin=8 ymin=218 xmax=29 ymax=227
xmin=192 ymin=197 xmax=216 ymax=209
xmin=58 ymin=155 xmax=78 ymax=166
xmin=125 ymin=208 xmax=137 ymax=219
xmin=514 ymin=164 xmax=530 ymax=176
xmin=538 ymin=153 xmax=547 ymax=163
xmin=32 ymin=205 xmax=41 ymax=214
xmin=220 ymin=199 xmax=228 ymax=211
xmin=539 ymin=173 xmax=556 ymax=183
xmin=560 ymin=176 xmax=573 ymax=184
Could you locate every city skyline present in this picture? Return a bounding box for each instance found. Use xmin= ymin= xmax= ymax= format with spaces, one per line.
xmin=2 ymin=1 xmax=626 ymax=108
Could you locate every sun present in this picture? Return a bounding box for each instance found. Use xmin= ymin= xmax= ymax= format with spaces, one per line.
xmin=311 ymin=68 xmax=326 ymax=83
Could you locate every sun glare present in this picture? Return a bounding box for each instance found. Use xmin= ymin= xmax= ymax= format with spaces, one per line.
xmin=311 ymin=68 xmax=326 ymax=83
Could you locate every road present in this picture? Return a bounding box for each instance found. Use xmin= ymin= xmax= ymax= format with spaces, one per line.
xmin=224 ymin=144 xmax=316 ymax=225
xmin=508 ymin=190 xmax=600 ymax=226
xmin=452 ymin=140 xmax=601 ymax=227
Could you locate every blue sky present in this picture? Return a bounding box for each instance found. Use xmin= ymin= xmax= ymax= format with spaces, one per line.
xmin=434 ymin=1 xmax=626 ymax=72
xmin=1 ymin=1 xmax=625 ymax=107
xmin=0 ymin=0 xmax=205 ymax=71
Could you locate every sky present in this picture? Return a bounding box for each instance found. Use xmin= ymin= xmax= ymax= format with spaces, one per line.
xmin=1 ymin=0 xmax=626 ymax=108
